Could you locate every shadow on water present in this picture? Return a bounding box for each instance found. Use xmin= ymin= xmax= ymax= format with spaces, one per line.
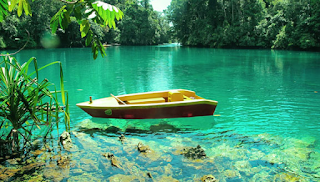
xmin=75 ymin=117 xmax=212 ymax=136
xmin=78 ymin=121 xmax=182 ymax=137
xmin=76 ymin=115 xmax=220 ymax=135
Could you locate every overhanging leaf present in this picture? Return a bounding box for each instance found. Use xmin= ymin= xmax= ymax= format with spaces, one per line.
xmin=22 ymin=0 xmax=32 ymax=16
xmin=85 ymin=30 xmax=93 ymax=46
xmin=17 ymin=0 xmax=23 ymax=16
xmin=50 ymin=5 xmax=67 ymax=33
xmin=91 ymin=1 xmax=123 ymax=29
xmin=80 ymin=20 xmax=90 ymax=38
xmin=8 ymin=0 xmax=17 ymax=12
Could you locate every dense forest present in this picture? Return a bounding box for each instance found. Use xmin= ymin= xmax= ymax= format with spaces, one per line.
xmin=0 ymin=0 xmax=171 ymax=49
xmin=1 ymin=0 xmax=319 ymax=50
xmin=166 ymin=0 xmax=320 ymax=50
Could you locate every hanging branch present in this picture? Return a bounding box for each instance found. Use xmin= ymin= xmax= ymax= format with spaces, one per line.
xmin=0 ymin=30 xmax=30 ymax=57
xmin=60 ymin=0 xmax=79 ymax=4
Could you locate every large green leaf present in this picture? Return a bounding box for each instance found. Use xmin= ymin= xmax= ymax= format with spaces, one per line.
xmin=0 ymin=0 xmax=8 ymax=22
xmin=85 ymin=29 xmax=93 ymax=46
xmin=80 ymin=20 xmax=90 ymax=38
xmin=17 ymin=0 xmax=31 ymax=17
xmin=50 ymin=5 xmax=67 ymax=34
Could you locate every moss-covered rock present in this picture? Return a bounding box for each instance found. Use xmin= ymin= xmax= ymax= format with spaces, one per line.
xmin=201 ymin=174 xmax=217 ymax=182
xmin=179 ymin=145 xmax=206 ymax=160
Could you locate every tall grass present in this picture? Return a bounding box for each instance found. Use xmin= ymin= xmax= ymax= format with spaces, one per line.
xmin=0 ymin=55 xmax=69 ymax=156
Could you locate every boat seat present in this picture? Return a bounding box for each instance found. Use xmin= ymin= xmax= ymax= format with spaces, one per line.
xmin=183 ymin=95 xmax=194 ymax=100
xmin=127 ymin=97 xmax=165 ymax=104
xmin=168 ymin=90 xmax=184 ymax=102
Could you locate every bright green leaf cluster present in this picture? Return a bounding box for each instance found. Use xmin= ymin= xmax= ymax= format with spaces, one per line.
xmin=49 ymin=0 xmax=123 ymax=59
xmin=9 ymin=0 xmax=32 ymax=17
xmin=91 ymin=1 xmax=123 ymax=29
xmin=0 ymin=0 xmax=123 ymax=59
xmin=0 ymin=0 xmax=8 ymax=22
xmin=50 ymin=5 xmax=71 ymax=34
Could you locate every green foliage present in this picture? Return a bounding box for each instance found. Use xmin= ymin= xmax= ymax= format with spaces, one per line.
xmin=50 ymin=5 xmax=70 ymax=33
xmin=49 ymin=0 xmax=123 ymax=59
xmin=118 ymin=0 xmax=170 ymax=45
xmin=0 ymin=55 xmax=69 ymax=156
xmin=0 ymin=0 xmax=170 ymax=50
xmin=0 ymin=36 xmax=5 ymax=48
xmin=0 ymin=0 xmax=124 ymax=59
xmin=0 ymin=0 xmax=8 ymax=22
xmin=167 ymin=0 xmax=320 ymax=50
xmin=9 ymin=0 xmax=32 ymax=17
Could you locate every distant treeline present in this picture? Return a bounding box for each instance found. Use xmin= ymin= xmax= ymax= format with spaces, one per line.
xmin=166 ymin=0 xmax=320 ymax=50
xmin=0 ymin=0 xmax=171 ymax=49
xmin=1 ymin=0 xmax=319 ymax=50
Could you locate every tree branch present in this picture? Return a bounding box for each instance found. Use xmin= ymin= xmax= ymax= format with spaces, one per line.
xmin=59 ymin=0 xmax=79 ymax=4
xmin=0 ymin=30 xmax=30 ymax=57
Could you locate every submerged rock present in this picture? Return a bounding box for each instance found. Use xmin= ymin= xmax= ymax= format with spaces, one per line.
xmin=201 ymin=175 xmax=217 ymax=182
xmin=119 ymin=134 xmax=126 ymax=144
xmin=274 ymin=172 xmax=302 ymax=181
xmin=57 ymin=155 xmax=70 ymax=167
xmin=147 ymin=172 xmax=153 ymax=179
xmin=181 ymin=145 xmax=206 ymax=160
xmin=137 ymin=142 xmax=151 ymax=153
xmin=60 ymin=131 xmax=72 ymax=150
xmin=103 ymin=153 xmax=122 ymax=169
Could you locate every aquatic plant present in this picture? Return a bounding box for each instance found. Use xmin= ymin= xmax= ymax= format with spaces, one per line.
xmin=0 ymin=55 xmax=69 ymax=157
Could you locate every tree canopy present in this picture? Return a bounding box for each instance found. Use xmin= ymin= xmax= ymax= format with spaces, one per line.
xmin=0 ymin=0 xmax=171 ymax=53
xmin=1 ymin=0 xmax=318 ymax=51
xmin=166 ymin=0 xmax=320 ymax=50
xmin=0 ymin=0 xmax=124 ymax=59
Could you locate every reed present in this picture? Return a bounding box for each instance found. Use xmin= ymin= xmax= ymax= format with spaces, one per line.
xmin=0 ymin=55 xmax=69 ymax=157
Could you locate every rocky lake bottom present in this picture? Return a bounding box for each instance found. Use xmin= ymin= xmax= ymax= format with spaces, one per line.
xmin=0 ymin=118 xmax=320 ymax=182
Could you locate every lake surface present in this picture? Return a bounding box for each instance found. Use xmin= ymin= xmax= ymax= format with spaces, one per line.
xmin=3 ymin=45 xmax=320 ymax=181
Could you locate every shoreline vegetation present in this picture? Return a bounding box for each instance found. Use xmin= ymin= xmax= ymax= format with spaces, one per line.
xmin=1 ymin=0 xmax=320 ymax=51
xmin=0 ymin=55 xmax=69 ymax=158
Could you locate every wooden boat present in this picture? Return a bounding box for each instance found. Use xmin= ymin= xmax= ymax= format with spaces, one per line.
xmin=76 ymin=89 xmax=218 ymax=119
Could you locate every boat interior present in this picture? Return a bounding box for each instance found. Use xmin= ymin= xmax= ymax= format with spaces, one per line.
xmin=114 ymin=90 xmax=202 ymax=105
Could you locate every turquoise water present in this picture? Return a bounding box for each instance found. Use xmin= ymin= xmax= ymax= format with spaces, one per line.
xmin=4 ymin=45 xmax=320 ymax=181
